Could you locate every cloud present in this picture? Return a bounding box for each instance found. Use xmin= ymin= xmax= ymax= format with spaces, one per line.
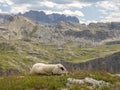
xmin=0 ymin=0 xmax=14 ymax=5
xmin=68 ymin=2 xmax=91 ymax=9
xmin=97 ymin=0 xmax=120 ymax=22
xmin=44 ymin=10 xmax=84 ymax=17
xmin=79 ymin=0 xmax=106 ymax=3
xmin=48 ymin=0 xmax=106 ymax=4
xmin=10 ymin=4 xmax=31 ymax=13
xmin=0 ymin=0 xmax=5 ymax=3
xmin=0 ymin=0 xmax=120 ymax=23
xmin=80 ymin=20 xmax=98 ymax=25
xmin=101 ymin=12 xmax=120 ymax=22
xmin=63 ymin=10 xmax=84 ymax=17
xmin=9 ymin=0 xmax=86 ymax=16
xmin=5 ymin=0 xmax=14 ymax=5
xmin=98 ymin=1 xmax=120 ymax=11
xmin=39 ymin=1 xmax=66 ymax=9
xmin=8 ymin=0 xmax=107 ymax=5
xmin=48 ymin=0 xmax=73 ymax=4
xmin=99 ymin=10 xmax=107 ymax=15
xmin=0 ymin=0 xmax=102 ymax=15
xmin=38 ymin=1 xmax=91 ymax=11
xmin=10 ymin=0 xmax=39 ymax=4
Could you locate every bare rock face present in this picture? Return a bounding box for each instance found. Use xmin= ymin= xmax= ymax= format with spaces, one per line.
xmin=21 ymin=10 xmax=79 ymax=24
xmin=0 ymin=15 xmax=120 ymax=45
xmin=0 ymin=15 xmax=38 ymax=40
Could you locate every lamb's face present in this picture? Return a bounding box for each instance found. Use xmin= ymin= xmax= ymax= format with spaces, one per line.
xmin=57 ymin=64 xmax=68 ymax=75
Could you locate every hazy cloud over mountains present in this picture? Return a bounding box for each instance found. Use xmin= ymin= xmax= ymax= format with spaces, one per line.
xmin=0 ymin=0 xmax=120 ymax=24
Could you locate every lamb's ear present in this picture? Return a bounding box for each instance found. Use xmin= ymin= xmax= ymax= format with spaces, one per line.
xmin=60 ymin=67 xmax=64 ymax=71
xmin=52 ymin=65 xmax=59 ymax=74
xmin=57 ymin=64 xmax=65 ymax=71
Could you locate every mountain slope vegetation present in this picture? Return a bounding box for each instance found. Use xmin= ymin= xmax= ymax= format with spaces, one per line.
xmin=0 ymin=15 xmax=120 ymax=75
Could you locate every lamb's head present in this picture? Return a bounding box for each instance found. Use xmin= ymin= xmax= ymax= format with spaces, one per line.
xmin=52 ymin=64 xmax=68 ymax=75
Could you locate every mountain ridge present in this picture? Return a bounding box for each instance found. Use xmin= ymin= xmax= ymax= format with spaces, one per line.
xmin=19 ymin=10 xmax=79 ymax=24
xmin=0 ymin=15 xmax=120 ymax=45
xmin=0 ymin=10 xmax=79 ymax=25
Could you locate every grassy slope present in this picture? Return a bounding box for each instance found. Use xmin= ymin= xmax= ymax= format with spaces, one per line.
xmin=68 ymin=44 xmax=120 ymax=62
xmin=0 ymin=40 xmax=120 ymax=89
xmin=0 ymin=40 xmax=120 ymax=71
xmin=0 ymin=71 xmax=120 ymax=90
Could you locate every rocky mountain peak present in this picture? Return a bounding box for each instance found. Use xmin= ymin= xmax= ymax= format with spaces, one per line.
xmin=5 ymin=15 xmax=37 ymax=31
xmin=0 ymin=15 xmax=38 ymax=40
xmin=22 ymin=10 xmax=79 ymax=24
xmin=0 ymin=13 xmax=11 ymax=23
xmin=8 ymin=16 xmax=36 ymax=24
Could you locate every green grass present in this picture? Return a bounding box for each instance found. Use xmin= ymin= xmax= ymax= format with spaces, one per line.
xmin=1 ymin=40 xmax=120 ymax=70
xmin=67 ymin=44 xmax=120 ymax=62
xmin=0 ymin=75 xmax=67 ymax=90
xmin=0 ymin=71 xmax=120 ymax=90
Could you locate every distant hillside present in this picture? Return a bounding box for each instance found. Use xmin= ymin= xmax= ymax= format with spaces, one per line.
xmin=20 ymin=10 xmax=79 ymax=24
xmin=0 ymin=15 xmax=37 ymax=40
xmin=0 ymin=15 xmax=120 ymax=45
xmin=0 ymin=15 xmax=120 ymax=75
xmin=58 ymin=52 xmax=120 ymax=73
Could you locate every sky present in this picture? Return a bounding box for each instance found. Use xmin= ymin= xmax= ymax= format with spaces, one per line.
xmin=0 ymin=0 xmax=120 ymax=24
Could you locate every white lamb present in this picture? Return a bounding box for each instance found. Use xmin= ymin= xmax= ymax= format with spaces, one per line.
xmin=30 ymin=63 xmax=68 ymax=75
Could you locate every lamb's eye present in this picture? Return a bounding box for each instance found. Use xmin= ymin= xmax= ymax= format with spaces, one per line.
xmin=60 ymin=67 xmax=64 ymax=71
